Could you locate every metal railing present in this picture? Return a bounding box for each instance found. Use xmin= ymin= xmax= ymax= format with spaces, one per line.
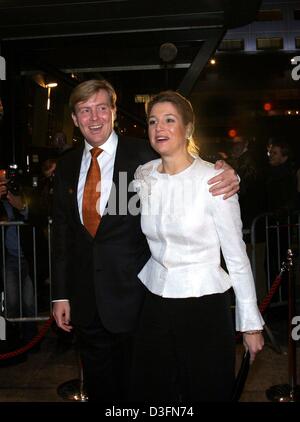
xmin=250 ymin=210 xmax=300 ymax=306
xmin=0 ymin=220 xmax=52 ymax=322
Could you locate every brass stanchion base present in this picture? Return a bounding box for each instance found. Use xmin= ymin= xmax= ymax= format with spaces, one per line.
xmin=266 ymin=384 xmax=300 ymax=402
xmin=57 ymin=379 xmax=88 ymax=402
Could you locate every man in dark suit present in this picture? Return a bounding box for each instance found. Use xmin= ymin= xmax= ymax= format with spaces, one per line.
xmin=52 ymin=79 xmax=239 ymax=401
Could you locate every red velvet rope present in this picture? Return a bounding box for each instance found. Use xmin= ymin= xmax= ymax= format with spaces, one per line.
xmin=236 ymin=272 xmax=284 ymax=341
xmin=258 ymin=274 xmax=283 ymax=315
xmin=0 ymin=316 xmax=54 ymax=360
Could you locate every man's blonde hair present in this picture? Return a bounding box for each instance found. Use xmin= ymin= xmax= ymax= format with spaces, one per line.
xmin=69 ymin=79 xmax=117 ymax=113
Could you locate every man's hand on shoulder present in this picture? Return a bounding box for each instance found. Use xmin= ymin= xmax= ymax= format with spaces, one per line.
xmin=208 ymin=160 xmax=240 ymax=199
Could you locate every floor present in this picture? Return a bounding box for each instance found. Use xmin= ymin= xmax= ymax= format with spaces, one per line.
xmin=0 ymin=308 xmax=299 ymax=405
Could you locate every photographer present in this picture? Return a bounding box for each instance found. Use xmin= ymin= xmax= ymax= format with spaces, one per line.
xmin=0 ymin=169 xmax=38 ymax=350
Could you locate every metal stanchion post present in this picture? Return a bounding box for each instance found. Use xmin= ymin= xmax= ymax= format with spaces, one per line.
xmin=57 ymin=348 xmax=88 ymax=402
xmin=266 ymin=249 xmax=300 ymax=402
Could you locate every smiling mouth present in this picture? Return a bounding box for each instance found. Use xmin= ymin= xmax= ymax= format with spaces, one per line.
xmin=156 ymin=136 xmax=169 ymax=143
xmin=89 ymin=124 xmax=103 ymax=131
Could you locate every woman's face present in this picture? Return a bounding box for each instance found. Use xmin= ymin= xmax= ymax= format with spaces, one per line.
xmin=148 ymin=102 xmax=189 ymax=157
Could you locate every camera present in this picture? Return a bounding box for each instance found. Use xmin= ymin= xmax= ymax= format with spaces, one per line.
xmin=0 ymin=165 xmax=21 ymax=197
xmin=6 ymin=165 xmax=20 ymax=196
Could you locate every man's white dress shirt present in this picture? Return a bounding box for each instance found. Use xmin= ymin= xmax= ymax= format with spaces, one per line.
xmin=77 ymin=131 xmax=118 ymax=220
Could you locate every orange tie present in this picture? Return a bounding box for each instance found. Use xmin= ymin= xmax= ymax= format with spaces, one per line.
xmin=82 ymin=147 xmax=102 ymax=237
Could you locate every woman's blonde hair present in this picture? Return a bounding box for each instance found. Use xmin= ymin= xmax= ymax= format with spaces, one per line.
xmin=146 ymin=90 xmax=199 ymax=155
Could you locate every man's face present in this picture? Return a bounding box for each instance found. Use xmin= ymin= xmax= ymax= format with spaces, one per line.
xmin=72 ymin=89 xmax=116 ymax=147
xmin=269 ymin=146 xmax=287 ymax=167
xmin=231 ymin=137 xmax=246 ymax=158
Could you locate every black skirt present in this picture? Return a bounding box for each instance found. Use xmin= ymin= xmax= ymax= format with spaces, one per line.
xmin=130 ymin=288 xmax=236 ymax=402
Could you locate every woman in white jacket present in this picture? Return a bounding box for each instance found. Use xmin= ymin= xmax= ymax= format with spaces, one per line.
xmin=130 ymin=90 xmax=264 ymax=402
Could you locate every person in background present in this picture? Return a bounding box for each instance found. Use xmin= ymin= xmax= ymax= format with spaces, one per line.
xmin=264 ymin=141 xmax=297 ymax=298
xmin=228 ymin=136 xmax=266 ymax=302
xmin=130 ymin=91 xmax=264 ymax=402
xmin=28 ymin=159 xmax=57 ymax=304
xmin=228 ymin=136 xmax=263 ymax=238
xmin=52 ymin=79 xmax=240 ymax=401
xmin=51 ymin=131 xmax=72 ymax=156
xmin=0 ymin=169 xmax=38 ymax=348
xmin=38 ymin=158 xmax=57 ymax=221
xmin=266 ymin=141 xmax=297 ymax=214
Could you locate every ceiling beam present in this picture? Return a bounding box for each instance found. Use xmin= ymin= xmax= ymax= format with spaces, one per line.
xmin=177 ymin=27 xmax=225 ymax=96
xmin=0 ymin=0 xmax=261 ymax=40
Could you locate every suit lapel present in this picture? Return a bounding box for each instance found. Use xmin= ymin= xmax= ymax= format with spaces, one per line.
xmin=67 ymin=145 xmax=94 ymax=241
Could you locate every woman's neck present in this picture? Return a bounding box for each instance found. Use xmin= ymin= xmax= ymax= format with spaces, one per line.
xmin=159 ymin=152 xmax=194 ymax=175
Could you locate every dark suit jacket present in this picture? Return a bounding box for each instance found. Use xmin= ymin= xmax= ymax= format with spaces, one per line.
xmin=52 ymin=136 xmax=157 ymax=333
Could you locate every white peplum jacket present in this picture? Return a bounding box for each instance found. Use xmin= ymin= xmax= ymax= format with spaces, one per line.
xmin=133 ymin=157 xmax=264 ymax=332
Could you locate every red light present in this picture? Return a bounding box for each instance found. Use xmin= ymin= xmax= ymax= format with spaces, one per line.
xmin=264 ymin=102 xmax=272 ymax=111
xmin=228 ymin=129 xmax=237 ymax=138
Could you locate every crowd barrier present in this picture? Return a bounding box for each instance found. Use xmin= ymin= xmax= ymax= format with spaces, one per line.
xmin=0 ymin=220 xmax=52 ymax=323
xmin=249 ymin=211 xmax=300 ymax=305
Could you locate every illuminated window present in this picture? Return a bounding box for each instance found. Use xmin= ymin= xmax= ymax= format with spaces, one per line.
xmin=256 ymin=37 xmax=283 ymax=50
xmin=218 ymin=39 xmax=244 ymax=51
xmin=135 ymin=95 xmax=152 ymax=104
